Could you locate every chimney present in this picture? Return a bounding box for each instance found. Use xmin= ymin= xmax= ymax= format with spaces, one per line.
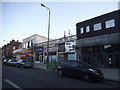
xmin=68 ymin=30 xmax=70 ymax=36
xmin=64 ymin=31 xmax=66 ymax=38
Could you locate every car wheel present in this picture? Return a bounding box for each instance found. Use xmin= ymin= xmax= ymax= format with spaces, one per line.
xmin=58 ymin=70 xmax=64 ymax=77
xmin=83 ymin=74 xmax=90 ymax=82
xmin=21 ymin=65 xmax=24 ymax=68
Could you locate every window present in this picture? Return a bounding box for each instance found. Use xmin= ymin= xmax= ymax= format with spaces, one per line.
xmin=31 ymin=41 xmax=33 ymax=47
xmin=80 ymin=27 xmax=84 ymax=34
xmin=94 ymin=23 xmax=102 ymax=31
xmin=105 ymin=19 xmax=115 ymax=28
xmin=13 ymin=47 xmax=16 ymax=50
xmin=23 ymin=44 xmax=26 ymax=48
xmin=86 ymin=26 xmax=90 ymax=32
xmin=68 ymin=54 xmax=75 ymax=60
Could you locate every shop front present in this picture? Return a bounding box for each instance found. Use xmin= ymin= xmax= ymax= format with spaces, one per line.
xmin=76 ymin=33 xmax=120 ymax=68
xmin=58 ymin=41 xmax=76 ymax=63
xmin=34 ymin=47 xmax=44 ymax=63
xmin=44 ymin=45 xmax=59 ymax=69
xmin=13 ymin=48 xmax=33 ymax=61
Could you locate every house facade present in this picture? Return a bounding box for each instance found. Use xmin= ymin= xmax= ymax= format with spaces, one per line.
xmin=76 ymin=10 xmax=120 ymax=81
xmin=2 ymin=40 xmax=21 ymax=59
xmin=76 ymin=10 xmax=120 ymax=69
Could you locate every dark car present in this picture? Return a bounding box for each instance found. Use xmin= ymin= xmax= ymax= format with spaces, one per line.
xmin=57 ymin=60 xmax=104 ymax=82
xmin=16 ymin=59 xmax=34 ymax=68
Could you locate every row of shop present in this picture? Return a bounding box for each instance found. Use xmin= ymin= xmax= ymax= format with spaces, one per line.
xmin=13 ymin=10 xmax=119 ymax=70
xmin=13 ymin=40 xmax=76 ymax=69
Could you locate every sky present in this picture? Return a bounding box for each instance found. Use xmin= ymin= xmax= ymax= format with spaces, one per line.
xmin=0 ymin=0 xmax=119 ymax=47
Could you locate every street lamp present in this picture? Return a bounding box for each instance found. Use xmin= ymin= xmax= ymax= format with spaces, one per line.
xmin=41 ymin=4 xmax=50 ymax=64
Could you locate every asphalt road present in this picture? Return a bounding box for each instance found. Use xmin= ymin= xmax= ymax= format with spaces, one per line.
xmin=2 ymin=64 xmax=119 ymax=89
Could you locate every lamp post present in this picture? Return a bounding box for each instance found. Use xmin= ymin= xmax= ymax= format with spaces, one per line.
xmin=41 ymin=4 xmax=50 ymax=65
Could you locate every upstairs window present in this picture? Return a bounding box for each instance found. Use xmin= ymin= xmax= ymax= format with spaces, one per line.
xmin=105 ymin=19 xmax=115 ymax=29
xmin=80 ymin=27 xmax=84 ymax=34
xmin=86 ymin=26 xmax=90 ymax=32
xmin=94 ymin=23 xmax=102 ymax=31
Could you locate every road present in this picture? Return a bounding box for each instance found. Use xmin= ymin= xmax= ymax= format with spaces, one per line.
xmin=2 ymin=65 xmax=119 ymax=89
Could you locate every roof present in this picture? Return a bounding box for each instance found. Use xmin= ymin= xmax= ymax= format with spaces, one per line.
xmin=23 ymin=34 xmax=49 ymax=41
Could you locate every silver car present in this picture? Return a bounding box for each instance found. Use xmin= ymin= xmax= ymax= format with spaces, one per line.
xmin=16 ymin=59 xmax=34 ymax=68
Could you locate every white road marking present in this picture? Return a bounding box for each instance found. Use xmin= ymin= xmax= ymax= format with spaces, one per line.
xmin=4 ymin=79 xmax=23 ymax=90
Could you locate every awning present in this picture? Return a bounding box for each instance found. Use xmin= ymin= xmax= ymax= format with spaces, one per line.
xmin=13 ymin=49 xmax=24 ymax=54
xmin=13 ymin=48 xmax=33 ymax=55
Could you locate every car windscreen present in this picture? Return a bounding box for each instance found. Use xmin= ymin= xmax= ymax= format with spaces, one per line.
xmin=22 ymin=60 xmax=28 ymax=62
xmin=78 ymin=61 xmax=91 ymax=68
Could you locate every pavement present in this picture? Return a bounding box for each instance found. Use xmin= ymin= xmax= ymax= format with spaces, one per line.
xmin=33 ymin=62 xmax=46 ymax=70
xmin=33 ymin=62 xmax=120 ymax=82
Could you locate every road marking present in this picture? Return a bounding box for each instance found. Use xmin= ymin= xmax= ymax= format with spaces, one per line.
xmin=4 ymin=79 xmax=23 ymax=90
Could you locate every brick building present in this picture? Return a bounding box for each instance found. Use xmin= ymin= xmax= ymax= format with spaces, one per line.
xmin=2 ymin=40 xmax=22 ymax=59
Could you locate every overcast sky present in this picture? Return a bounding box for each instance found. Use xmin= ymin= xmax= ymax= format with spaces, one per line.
xmin=0 ymin=0 xmax=119 ymax=47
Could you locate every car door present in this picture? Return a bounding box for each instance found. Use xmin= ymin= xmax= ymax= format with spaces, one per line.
xmin=71 ymin=61 xmax=86 ymax=78
xmin=68 ymin=61 xmax=80 ymax=77
xmin=62 ymin=61 xmax=71 ymax=76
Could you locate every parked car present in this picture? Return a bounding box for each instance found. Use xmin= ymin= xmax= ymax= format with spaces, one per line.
xmin=3 ymin=59 xmax=9 ymax=65
xmin=8 ymin=59 xmax=18 ymax=66
xmin=57 ymin=60 xmax=104 ymax=82
xmin=16 ymin=59 xmax=34 ymax=68
xmin=6 ymin=59 xmax=13 ymax=65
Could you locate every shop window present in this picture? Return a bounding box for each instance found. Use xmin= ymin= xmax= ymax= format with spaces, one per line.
xmin=98 ymin=55 xmax=104 ymax=67
xmin=105 ymin=19 xmax=115 ymax=29
xmin=114 ymin=54 xmax=120 ymax=68
xmin=52 ymin=55 xmax=57 ymax=61
xmin=58 ymin=54 xmax=64 ymax=62
xmin=93 ymin=23 xmax=102 ymax=31
xmin=68 ymin=54 xmax=75 ymax=60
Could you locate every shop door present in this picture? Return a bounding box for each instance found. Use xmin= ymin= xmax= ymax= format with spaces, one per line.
xmin=39 ymin=54 xmax=43 ymax=63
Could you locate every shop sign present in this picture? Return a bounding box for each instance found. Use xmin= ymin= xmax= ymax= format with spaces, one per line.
xmin=44 ymin=46 xmax=57 ymax=52
xmin=77 ymin=33 xmax=120 ymax=47
xmin=35 ymin=47 xmax=43 ymax=53
xmin=65 ymin=41 xmax=75 ymax=52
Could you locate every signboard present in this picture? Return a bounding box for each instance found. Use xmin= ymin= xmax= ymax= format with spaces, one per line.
xmin=77 ymin=33 xmax=120 ymax=47
xmin=65 ymin=41 xmax=75 ymax=52
xmin=44 ymin=46 xmax=57 ymax=52
xmin=35 ymin=47 xmax=43 ymax=53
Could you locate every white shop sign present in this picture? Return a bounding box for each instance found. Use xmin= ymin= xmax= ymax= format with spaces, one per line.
xmin=65 ymin=41 xmax=75 ymax=52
